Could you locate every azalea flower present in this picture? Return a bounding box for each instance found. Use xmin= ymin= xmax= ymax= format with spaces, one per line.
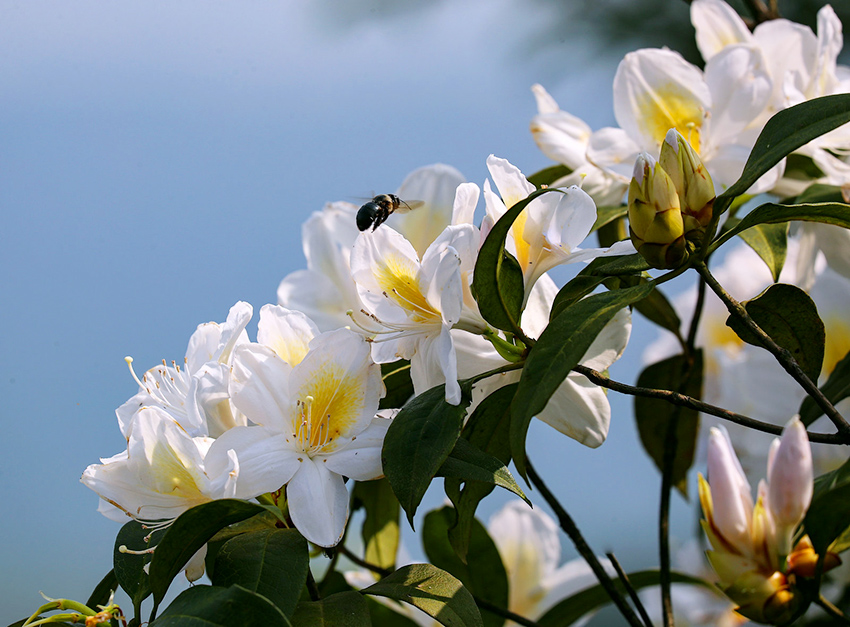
xmin=350 ymin=223 xmax=483 ymax=405
xmin=117 ymin=301 xmax=253 ymax=438
xmin=212 ymin=324 xmax=388 ymax=547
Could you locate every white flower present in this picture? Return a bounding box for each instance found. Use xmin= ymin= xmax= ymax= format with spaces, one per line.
xmin=117 ymin=301 xmax=253 ymax=438
xmin=214 ymin=326 xmax=387 ymax=547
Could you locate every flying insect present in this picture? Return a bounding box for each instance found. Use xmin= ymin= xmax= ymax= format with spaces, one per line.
xmin=356 ymin=194 xmax=424 ymax=232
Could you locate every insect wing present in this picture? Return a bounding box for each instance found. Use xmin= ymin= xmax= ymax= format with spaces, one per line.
xmin=393 ymin=199 xmax=424 ymax=214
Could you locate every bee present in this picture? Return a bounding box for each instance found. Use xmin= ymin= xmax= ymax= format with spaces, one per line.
xmin=356 ymin=194 xmax=424 ymax=232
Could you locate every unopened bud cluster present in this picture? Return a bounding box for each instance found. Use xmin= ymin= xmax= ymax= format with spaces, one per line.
xmin=628 ymin=129 xmax=715 ymax=269
xmin=699 ymin=418 xmax=840 ymax=625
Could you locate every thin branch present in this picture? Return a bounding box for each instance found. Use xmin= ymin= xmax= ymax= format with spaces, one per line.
xmin=306 ymin=567 xmax=321 ymax=601
xmin=694 ymin=262 xmax=850 ymax=438
xmin=527 ymin=461 xmax=645 ymax=627
xmin=337 ymin=545 xmax=541 ymax=627
xmin=816 ymin=594 xmax=850 ymax=625
xmin=606 ymin=552 xmax=653 ymax=627
xmin=659 ymin=404 xmax=680 ymax=627
xmin=571 ymin=364 xmax=850 ymax=445
xmin=686 ymin=276 xmax=706 ymax=350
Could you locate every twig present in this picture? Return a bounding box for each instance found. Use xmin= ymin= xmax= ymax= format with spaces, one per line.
xmin=571 ymin=364 xmax=849 ymax=445
xmin=527 ymin=461 xmax=645 ymax=627
xmin=337 ymin=545 xmax=540 ymax=627
xmin=306 ymin=567 xmax=321 ymax=601
xmin=694 ymin=262 xmax=850 ymax=438
xmin=607 ymin=552 xmax=653 ymax=627
xmin=816 ymin=594 xmax=850 ymax=625
xmin=659 ymin=403 xmax=680 ymax=627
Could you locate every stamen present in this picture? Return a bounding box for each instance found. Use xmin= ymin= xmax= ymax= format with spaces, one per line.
xmin=390 ymin=287 xmax=435 ymax=319
xmin=118 ymin=545 xmax=156 ymax=556
xmin=125 ymin=356 xmax=147 ymax=390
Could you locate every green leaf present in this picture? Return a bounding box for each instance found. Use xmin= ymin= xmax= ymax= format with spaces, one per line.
xmin=445 ymin=384 xmax=516 ymax=562
xmin=713 ymin=201 xmax=850 ymax=251
xmin=363 ymin=563 xmax=484 ymax=627
xmin=148 ymin=499 xmax=267 ymax=611
xmin=437 ymin=437 xmax=528 ymax=504
xmin=353 ymin=478 xmax=401 ymax=571
xmin=584 ymin=252 xmax=651 ymax=277
xmin=634 ymin=352 xmax=703 ymax=498
xmin=290 ymin=591 xmax=371 ymax=627
xmin=113 ymin=520 xmax=166 ymax=615
xmin=86 ymin=568 xmax=119 ymax=610
xmin=511 ymin=282 xmax=655 ymax=478
xmin=550 ymin=275 xmax=608 ymax=321
xmin=716 ymin=94 xmax=850 ymax=212
xmin=472 ymin=188 xmax=553 ymax=335
xmin=725 ymin=283 xmax=825 ymax=382
xmin=736 ymin=221 xmax=788 ymax=282
xmin=382 ymin=384 xmax=473 ymax=527
xmin=799 ymin=350 xmax=850 ymax=426
xmin=423 ymin=507 xmax=508 ymax=627
xmin=536 ymin=570 xmax=712 ymax=627
xmin=591 ymin=205 xmax=628 ymax=233
xmin=210 ymin=528 xmax=308 ymax=617
xmin=805 ymin=456 xmax=850 ymax=555
xmin=364 ymin=597 xmax=423 ymax=627
xmin=381 ymin=360 xmax=414 ymax=410
xmin=605 ymin=275 xmax=681 ymax=336
xmin=150 ymin=584 xmax=291 ymax=627
xmin=527 ymin=164 xmax=571 ymax=189
xmin=793 ymin=183 xmax=849 ymax=204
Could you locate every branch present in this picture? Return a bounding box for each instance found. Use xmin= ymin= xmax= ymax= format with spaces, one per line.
xmin=527 ymin=461 xmax=645 ymax=627
xmin=607 ymin=552 xmax=653 ymax=627
xmin=571 ymin=365 xmax=850 ymax=445
xmin=694 ymin=262 xmax=850 ymax=438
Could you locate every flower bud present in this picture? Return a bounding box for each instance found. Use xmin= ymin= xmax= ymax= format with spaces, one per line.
xmin=767 ymin=417 xmax=813 ymax=556
xmin=628 ymin=153 xmax=687 ymax=269
xmin=658 ymin=129 xmax=715 ymax=238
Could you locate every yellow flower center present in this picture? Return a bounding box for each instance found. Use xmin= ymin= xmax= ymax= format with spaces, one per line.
xmin=374 ymin=253 xmax=439 ymax=323
xmin=637 ymin=84 xmax=704 ymax=154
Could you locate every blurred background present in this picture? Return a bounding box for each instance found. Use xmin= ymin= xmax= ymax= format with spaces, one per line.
xmin=2 ymin=0 xmax=847 ymax=623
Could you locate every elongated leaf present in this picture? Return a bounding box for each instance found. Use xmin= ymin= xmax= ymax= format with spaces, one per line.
xmin=716 ymin=94 xmax=850 ymax=211
xmin=736 ymin=221 xmax=788 ymax=282
xmin=527 ymin=164 xmax=571 ymax=188
xmin=794 ymin=183 xmax=849 ymax=204
xmin=635 ymin=352 xmax=703 ymax=497
xmin=148 ymin=499 xmax=267 ymax=611
xmin=354 ymin=478 xmax=401 ymax=571
xmin=290 ymin=591 xmax=371 ymax=627
xmin=86 ymin=569 xmax=119 ymax=610
xmin=805 ymin=456 xmax=850 ymax=554
xmin=437 ymin=437 xmax=528 ymax=504
xmin=150 ymin=584 xmax=291 ymax=627
xmin=446 ymin=384 xmax=516 ymax=562
xmin=725 ymin=283 xmax=825 ymax=382
xmin=550 ymin=275 xmax=608 ymax=321
xmin=592 ymin=205 xmax=628 ymax=232
xmin=210 ymin=528 xmax=308 ymax=617
xmin=604 ymin=274 xmax=681 ymax=336
xmin=511 ymin=282 xmax=655 ymax=477
xmin=363 ymin=564 xmax=484 ymax=627
xmin=423 ymin=507 xmax=508 ymax=627
xmin=472 ymin=188 xmax=553 ymax=334
xmin=381 ymin=360 xmax=414 ymax=410
xmin=536 ymin=570 xmax=712 ymax=627
xmin=800 ymin=350 xmax=850 ymax=426
xmin=713 ymin=201 xmax=850 ymax=250
xmin=113 ymin=520 xmax=166 ymax=615
xmin=585 ymin=252 xmax=651 ymax=276
xmin=383 ymin=383 xmax=473 ymax=527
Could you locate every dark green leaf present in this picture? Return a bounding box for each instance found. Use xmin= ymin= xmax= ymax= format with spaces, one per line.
xmin=550 ymin=275 xmax=608 ymax=321
xmin=792 ymin=183 xmax=849 ymax=204
xmin=381 ymin=360 xmax=414 ymax=410
xmin=114 ymin=520 xmax=166 ymax=615
xmin=383 ymin=384 xmax=473 ymax=527
xmin=591 ymin=205 xmax=628 ymax=233
xmin=585 ymin=253 xmax=651 ymax=277
xmin=150 ymin=584 xmax=291 ymax=627
xmin=634 ymin=352 xmax=703 ymax=497
xmin=725 ymin=283 xmax=825 ymax=382
xmin=736 ymin=221 xmax=788 ymax=282
xmin=438 ymin=438 xmax=528 ymax=504
xmin=800 ymin=350 xmax=850 ymax=426
xmin=595 ymin=215 xmax=628 ymax=248
xmin=365 ymin=596 xmax=423 ymax=627
xmin=363 ymin=563 xmax=484 ymax=627
xmin=290 ymin=591 xmax=371 ymax=627
xmin=716 ymin=94 xmax=850 ymax=212
xmin=713 ymin=201 xmax=850 ymax=251
xmin=605 ymin=275 xmax=681 ymax=336
xmin=536 ymin=570 xmax=712 ymax=627
xmin=527 ymin=164 xmax=571 ymax=189
xmin=210 ymin=528 xmax=308 ymax=617
xmin=446 ymin=384 xmax=516 ymax=562
xmin=784 ymin=153 xmax=826 ymax=180
xmin=472 ymin=188 xmax=553 ymax=335
xmin=805 ymin=456 xmax=850 ymax=554
xmin=148 ymin=499 xmax=267 ymax=611
xmin=86 ymin=569 xmax=119 ymax=610
xmin=354 ymin=478 xmax=401 ymax=571
xmin=511 ymin=282 xmax=655 ymax=478
xmin=423 ymin=507 xmax=508 ymax=627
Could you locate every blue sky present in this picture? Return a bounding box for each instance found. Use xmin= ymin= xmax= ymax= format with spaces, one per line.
xmin=0 ymin=1 xmax=695 ymax=622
